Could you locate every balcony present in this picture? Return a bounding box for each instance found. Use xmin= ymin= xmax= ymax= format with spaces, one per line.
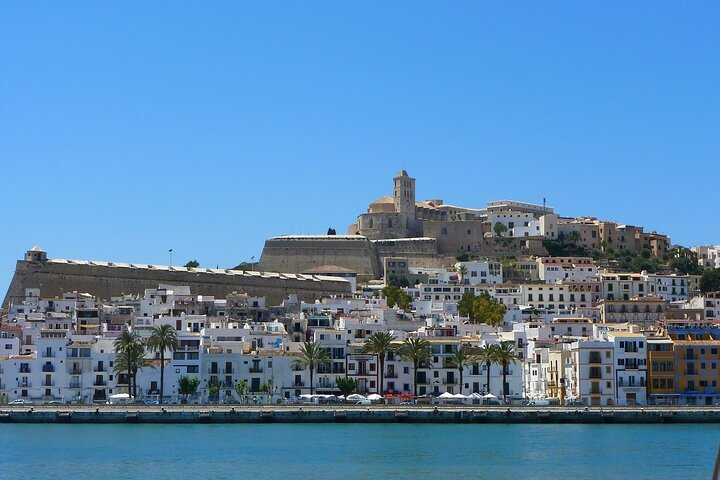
xmin=223 ymin=368 xmax=234 ymax=374
xmin=42 ymin=352 xmax=56 ymax=358
xmin=17 ymin=381 xmax=32 ymax=388
xmin=42 ymin=380 xmax=55 ymax=387
xmin=69 ymin=381 xmax=82 ymax=389
xmin=293 ymin=381 xmax=305 ymax=387
xmin=70 ymin=368 xmax=83 ymax=375
xmin=385 ymin=372 xmax=398 ymax=379
xmin=19 ymin=367 xmax=31 ymax=374
xmin=208 ymin=369 xmax=220 ymax=375
xmin=42 ymin=364 xmax=56 ymax=373
xmin=93 ymin=366 xmax=107 ymax=372
xmin=590 ymin=388 xmax=601 ymax=395
xmin=249 ymin=367 xmax=263 ymax=373
xmin=93 ymin=380 xmax=107 ymax=387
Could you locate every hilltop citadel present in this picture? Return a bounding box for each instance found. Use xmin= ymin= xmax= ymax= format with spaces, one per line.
xmin=2 ymin=170 xmax=720 ymax=409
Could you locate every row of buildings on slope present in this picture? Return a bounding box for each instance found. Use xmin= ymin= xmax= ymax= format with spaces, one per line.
xmin=2 ymin=274 xmax=719 ymax=406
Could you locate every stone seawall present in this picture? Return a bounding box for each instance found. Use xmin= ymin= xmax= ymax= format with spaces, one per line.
xmin=2 ymin=405 xmax=719 ymax=424
xmin=3 ymin=259 xmax=352 ymax=307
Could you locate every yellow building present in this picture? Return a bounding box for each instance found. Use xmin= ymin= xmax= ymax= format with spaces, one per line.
xmin=647 ymin=338 xmax=676 ymax=405
xmin=673 ymin=339 xmax=720 ymax=406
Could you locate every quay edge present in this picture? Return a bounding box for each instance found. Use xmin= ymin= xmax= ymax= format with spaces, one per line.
xmin=2 ymin=406 xmax=720 ymax=424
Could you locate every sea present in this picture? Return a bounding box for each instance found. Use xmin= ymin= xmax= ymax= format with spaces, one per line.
xmin=1 ymin=423 xmax=718 ymax=479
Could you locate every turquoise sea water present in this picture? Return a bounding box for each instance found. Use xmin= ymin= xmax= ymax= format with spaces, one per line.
xmin=1 ymin=423 xmax=718 ymax=479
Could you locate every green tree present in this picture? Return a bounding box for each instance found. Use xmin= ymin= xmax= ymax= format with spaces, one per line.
xmin=493 ymin=222 xmax=508 ymax=237
xmin=456 ymin=264 xmax=469 ymax=284
xmin=146 ymin=324 xmax=177 ymax=404
xmin=327 ymin=228 xmax=337 ymax=235
xmin=457 ymin=291 xmax=476 ymax=320
xmin=471 ymin=291 xmax=506 ymax=327
xmin=363 ymin=332 xmax=396 ymax=394
xmin=235 ymin=379 xmax=248 ymax=402
xmin=387 ymin=274 xmax=410 ymax=288
xmin=382 ymin=285 xmax=413 ymax=311
xmin=495 ymin=341 xmax=519 ymax=397
xmin=184 ymin=260 xmax=200 ymax=268
xmin=208 ymin=380 xmax=222 ymax=403
xmin=178 ymin=376 xmax=200 ymax=402
xmin=447 ymin=347 xmax=478 ymax=395
xmin=113 ymin=329 xmax=137 ymax=396
xmin=700 ymin=268 xmax=720 ymax=293
xmin=566 ymin=230 xmax=582 ymax=244
xmin=455 ymin=252 xmax=470 ymax=262
xmin=292 ymin=341 xmax=331 ymax=394
xmin=114 ymin=339 xmax=154 ymax=399
xmin=335 ymin=376 xmax=359 ymax=398
xmin=398 ymin=337 xmax=432 ymax=397
xmin=476 ymin=344 xmax=499 ymax=394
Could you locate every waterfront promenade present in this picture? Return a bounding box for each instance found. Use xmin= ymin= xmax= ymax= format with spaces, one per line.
xmin=3 ymin=404 xmax=720 ymax=424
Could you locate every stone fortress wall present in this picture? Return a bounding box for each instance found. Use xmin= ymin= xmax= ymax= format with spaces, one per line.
xmin=3 ymin=251 xmax=352 ymax=308
xmin=258 ymin=235 xmax=382 ymax=280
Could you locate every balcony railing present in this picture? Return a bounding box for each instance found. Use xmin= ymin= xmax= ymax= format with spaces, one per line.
xmin=70 ymin=368 xmax=83 ymax=375
xmin=17 ymin=381 xmax=32 ymax=388
xmin=42 ymin=352 xmax=56 ymax=358
xmin=42 ymin=380 xmax=55 ymax=387
xmin=69 ymin=381 xmax=82 ymax=389
xmin=293 ymin=381 xmax=305 ymax=387
xmin=94 ymin=380 xmax=107 ymax=387
xmin=94 ymin=366 xmax=107 ymax=372
xmin=42 ymin=365 xmax=56 ymax=373
xmin=385 ymin=373 xmax=398 ymax=378
xmin=19 ymin=367 xmax=31 ymax=374
xmin=249 ymin=367 xmax=263 ymax=373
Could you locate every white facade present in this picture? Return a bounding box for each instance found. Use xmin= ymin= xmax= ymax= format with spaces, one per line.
xmin=537 ymin=257 xmax=597 ymax=283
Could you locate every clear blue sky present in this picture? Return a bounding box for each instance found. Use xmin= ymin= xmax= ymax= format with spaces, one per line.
xmin=1 ymin=2 xmax=719 ymax=292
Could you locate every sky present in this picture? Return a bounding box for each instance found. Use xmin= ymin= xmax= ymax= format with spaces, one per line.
xmin=1 ymin=2 xmax=719 ymax=293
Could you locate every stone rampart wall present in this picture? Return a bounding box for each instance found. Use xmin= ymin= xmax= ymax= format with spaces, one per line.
xmin=3 ymin=260 xmax=351 ymax=307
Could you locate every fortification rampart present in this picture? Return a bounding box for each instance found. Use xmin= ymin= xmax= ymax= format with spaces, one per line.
xmin=3 ymin=259 xmax=351 ymax=307
xmin=259 ymin=236 xmax=382 ymax=280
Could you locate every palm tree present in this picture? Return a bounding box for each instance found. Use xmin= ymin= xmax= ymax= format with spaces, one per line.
xmin=476 ymin=344 xmax=499 ymax=395
xmin=495 ymin=341 xmax=520 ymax=398
xmin=146 ymin=324 xmax=177 ymax=404
xmin=292 ymin=340 xmax=330 ymax=394
xmin=398 ymin=337 xmax=432 ymax=398
xmin=447 ymin=347 xmax=477 ymax=395
xmin=130 ymin=340 xmax=153 ymax=398
xmin=114 ymin=329 xmax=138 ymax=396
xmin=566 ymin=230 xmax=582 ymax=244
xmin=362 ymin=332 xmax=396 ymax=394
xmin=456 ymin=264 xmax=469 ymax=285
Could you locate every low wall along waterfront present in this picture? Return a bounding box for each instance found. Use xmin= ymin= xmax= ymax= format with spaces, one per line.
xmin=2 ymin=405 xmax=720 ymax=424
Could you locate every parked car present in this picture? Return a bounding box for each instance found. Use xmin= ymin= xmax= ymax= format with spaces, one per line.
xmin=9 ymin=399 xmax=31 ymax=405
xmin=565 ymin=400 xmax=584 ymax=406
